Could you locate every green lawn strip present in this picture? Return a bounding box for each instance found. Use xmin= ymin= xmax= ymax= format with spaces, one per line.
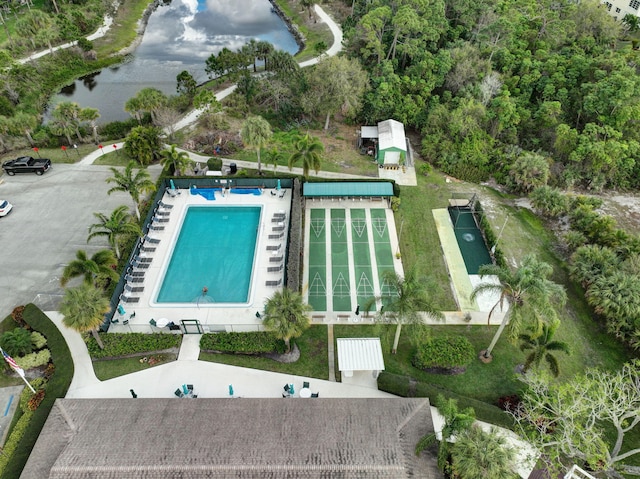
xmin=93 ymin=0 xmax=155 ymax=56
xmin=330 ymin=208 xmax=351 ymax=311
xmin=0 ymin=142 xmax=123 ymax=165
xmin=395 ymin=176 xmax=458 ymax=310
xmin=198 ymin=326 xmax=329 ymax=380
xmin=350 ymin=208 xmax=375 ymax=310
xmin=307 ymin=209 xmax=327 ymax=311
xmin=92 ymin=354 xmax=177 ymax=381
xmin=0 ymin=304 xmax=74 ymax=479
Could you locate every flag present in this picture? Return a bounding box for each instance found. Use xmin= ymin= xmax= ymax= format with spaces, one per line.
xmin=1 ymin=348 xmax=24 ymax=377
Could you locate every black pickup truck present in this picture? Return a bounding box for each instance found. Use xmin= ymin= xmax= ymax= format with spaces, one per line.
xmin=2 ymin=156 xmax=52 ymax=175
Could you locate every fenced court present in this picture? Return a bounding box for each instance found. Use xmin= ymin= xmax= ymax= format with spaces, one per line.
xmin=448 ymin=206 xmax=492 ymax=274
xmin=303 ymin=203 xmax=402 ymax=317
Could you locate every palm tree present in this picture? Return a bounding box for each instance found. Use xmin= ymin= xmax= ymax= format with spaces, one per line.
xmin=569 ymin=244 xmax=620 ymax=288
xmin=518 ymin=321 xmax=570 ymax=377
xmin=416 ymin=394 xmax=475 ymax=471
xmin=106 ymin=161 xmax=156 ymax=220
xmin=87 ymin=205 xmax=142 ymax=259
xmin=366 ymin=269 xmax=444 ymax=354
xmin=451 ymin=426 xmax=518 ymax=479
xmin=124 ymin=96 xmax=144 ymax=124
xmin=159 ymin=144 xmax=192 ymax=176
xmin=60 ymin=283 xmax=110 ymax=349
xmin=266 ymin=147 xmax=284 ymax=175
xmin=80 ymin=107 xmax=101 ymax=144
xmin=470 ymin=254 xmax=566 ymax=360
xmin=240 ymin=116 xmax=272 ymax=175
xmin=262 ymin=288 xmax=312 ymax=353
xmin=60 ymin=249 xmax=119 ymax=289
xmin=288 ymin=133 xmax=324 ymax=178
xmin=136 ymin=87 xmax=167 ymax=124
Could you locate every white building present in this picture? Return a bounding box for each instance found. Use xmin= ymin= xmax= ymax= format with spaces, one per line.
xmin=602 ymin=0 xmax=640 ymax=20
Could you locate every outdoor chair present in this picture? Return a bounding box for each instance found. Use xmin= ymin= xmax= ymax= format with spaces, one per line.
xmin=144 ymin=234 xmax=161 ymax=244
xmin=278 ymin=190 xmax=285 ymax=198
xmin=303 ymin=381 xmax=310 ymax=389
xmin=311 ymin=393 xmax=319 ymax=398
xmin=122 ymin=319 xmax=129 ymax=325
xmin=269 ymin=255 xmax=283 ymax=263
xmin=270 ymin=190 xmax=277 ymax=197
xmin=265 ymin=279 xmax=282 ymax=287
xmin=125 ymin=283 xmax=144 ymax=294
xmin=159 ymin=201 xmax=174 ymax=209
xmin=192 ymin=395 xmax=197 ymax=398
xmin=283 ymin=384 xmax=290 ymax=392
xmin=187 ymin=384 xmax=193 ymax=391
xmin=174 ymin=389 xmax=183 ymax=398
xmin=149 ymin=319 xmax=157 ymax=328
xmin=165 ymin=187 xmax=179 ymax=198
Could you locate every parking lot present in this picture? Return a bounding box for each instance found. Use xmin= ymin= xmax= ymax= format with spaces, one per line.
xmin=0 ymin=163 xmax=162 ymax=318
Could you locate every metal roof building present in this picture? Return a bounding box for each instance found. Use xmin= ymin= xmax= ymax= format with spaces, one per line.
xmin=302 ymin=181 xmax=394 ymax=198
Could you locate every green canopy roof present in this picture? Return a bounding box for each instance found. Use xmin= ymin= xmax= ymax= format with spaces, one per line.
xmin=303 ymin=182 xmax=394 ymax=197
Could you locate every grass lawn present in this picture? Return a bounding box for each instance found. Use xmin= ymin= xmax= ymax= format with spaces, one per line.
xmin=199 ymin=325 xmax=328 ymax=379
xmin=0 ymin=143 xmax=114 ymax=166
xmin=92 ymin=354 xmax=177 ymax=381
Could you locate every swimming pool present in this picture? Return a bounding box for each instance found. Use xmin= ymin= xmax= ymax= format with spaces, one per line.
xmin=448 ymin=206 xmax=492 ymax=274
xmin=156 ymin=206 xmax=261 ymax=304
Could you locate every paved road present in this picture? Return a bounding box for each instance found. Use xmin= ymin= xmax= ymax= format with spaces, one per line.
xmin=0 ymin=164 xmax=162 ymax=318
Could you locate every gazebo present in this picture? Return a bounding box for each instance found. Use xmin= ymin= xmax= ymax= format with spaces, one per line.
xmin=337 ymin=338 xmax=385 ymax=380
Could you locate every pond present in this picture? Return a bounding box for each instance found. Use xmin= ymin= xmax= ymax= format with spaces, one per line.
xmin=48 ymin=0 xmax=299 ymax=124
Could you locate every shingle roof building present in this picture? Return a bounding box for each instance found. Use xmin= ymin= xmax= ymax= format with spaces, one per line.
xmin=22 ymin=398 xmax=440 ymax=478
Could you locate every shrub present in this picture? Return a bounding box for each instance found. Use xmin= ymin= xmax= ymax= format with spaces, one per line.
xmin=27 ymin=390 xmax=46 ymax=411
xmin=86 ymin=333 xmax=182 ymax=359
xmin=76 ymin=38 xmax=94 ymax=51
xmin=200 ymin=332 xmax=286 ymax=354
xmin=30 ymin=331 xmax=47 ymax=349
xmin=0 ymin=328 xmax=33 ymax=356
xmin=417 ymin=162 xmax=432 ymax=176
xmin=19 ymin=378 xmax=47 ymax=413
xmin=15 ymin=349 xmax=51 ymax=370
xmin=207 ymin=157 xmax=223 ymax=171
xmin=0 ymin=410 xmax=35 ymax=472
xmin=11 ymin=306 xmax=27 ymax=328
xmin=390 ymin=196 xmax=401 ymax=212
xmin=413 ymin=336 xmax=475 ymax=371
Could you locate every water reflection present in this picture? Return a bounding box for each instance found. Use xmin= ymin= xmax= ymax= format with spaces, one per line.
xmin=48 ymin=0 xmax=298 ymax=124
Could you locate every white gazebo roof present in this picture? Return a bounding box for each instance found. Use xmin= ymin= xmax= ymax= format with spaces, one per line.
xmin=377 ymin=119 xmax=406 ymax=152
xmin=337 ymin=338 xmax=385 ymax=372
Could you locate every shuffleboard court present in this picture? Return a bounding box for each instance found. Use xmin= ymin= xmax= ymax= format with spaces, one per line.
xmin=351 ymin=209 xmax=376 ymax=311
xmin=308 ymin=209 xmax=327 ymax=311
xmin=370 ymin=209 xmax=396 ymax=306
xmin=331 ymin=209 xmax=351 ymax=311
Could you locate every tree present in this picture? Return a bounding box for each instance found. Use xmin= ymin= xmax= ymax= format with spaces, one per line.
xmin=302 ymin=56 xmax=369 ymax=130
xmin=11 ymin=111 xmax=38 ymax=146
xmin=124 ymin=125 xmax=162 ymax=166
xmin=106 ymin=160 xmax=156 ymax=220
xmin=288 ymin=133 xmax=324 ymax=178
xmin=518 ymin=320 xmax=569 ymax=377
xmin=60 ymin=283 xmax=110 ymax=349
xmin=470 ymin=255 xmax=566 ymax=360
xmin=176 ymin=70 xmax=197 ymax=99
xmin=262 ymin=288 xmax=312 ymax=353
xmin=450 ymin=426 xmax=518 ymax=479
xmin=513 ymin=362 xmax=640 ymax=477
xmin=80 ymin=107 xmax=100 ymax=144
xmin=240 ymin=116 xmax=272 ymax=175
xmin=529 ymin=186 xmax=568 ymax=218
xmin=367 ymin=269 xmax=444 ymax=354
xmin=60 ymin=249 xmax=118 ymax=289
xmin=266 ymin=147 xmax=284 ymax=175
xmin=508 ymin=152 xmax=550 ymax=194
xmin=87 ymin=205 xmax=141 ymax=259
xmin=416 ymin=394 xmax=475 ymax=471
xmin=268 ymin=50 xmax=299 ymax=77
xmin=124 ymin=96 xmax=145 ymax=124
xmin=159 ymin=144 xmax=192 ymax=176
xmin=569 ymin=244 xmax=620 ymax=288
xmin=133 ymin=88 xmax=167 ymax=124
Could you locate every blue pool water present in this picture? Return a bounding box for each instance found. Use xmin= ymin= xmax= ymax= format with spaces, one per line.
xmin=157 ymin=206 xmax=261 ymax=303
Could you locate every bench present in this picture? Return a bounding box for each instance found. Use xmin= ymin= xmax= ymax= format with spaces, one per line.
xmin=311 ymin=315 xmax=326 ymax=322
xmin=337 ymin=315 xmax=350 ymax=321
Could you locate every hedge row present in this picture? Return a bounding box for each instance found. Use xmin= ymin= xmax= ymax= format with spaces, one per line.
xmin=0 ymin=304 xmax=74 ymax=479
xmin=86 ymin=333 xmax=182 ymax=359
xmin=200 ymin=332 xmax=286 ymax=354
xmin=377 ymin=371 xmax=513 ymax=429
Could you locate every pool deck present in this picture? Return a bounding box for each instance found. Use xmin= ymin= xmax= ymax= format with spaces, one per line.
xmin=111 ymin=188 xmax=291 ymax=333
